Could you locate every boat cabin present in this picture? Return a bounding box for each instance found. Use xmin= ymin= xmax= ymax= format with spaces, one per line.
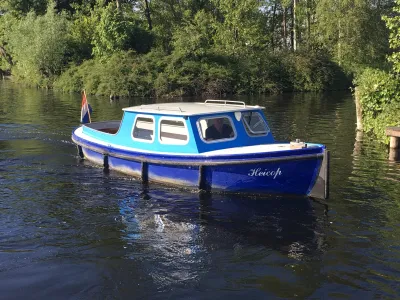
xmin=81 ymin=100 xmax=275 ymax=154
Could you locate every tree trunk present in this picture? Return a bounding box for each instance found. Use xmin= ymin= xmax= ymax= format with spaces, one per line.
xmin=144 ymin=0 xmax=152 ymax=30
xmin=283 ymin=7 xmax=287 ymax=49
xmin=0 ymin=46 xmax=13 ymax=66
xmin=271 ymin=2 xmax=277 ymax=50
xmin=292 ymin=1 xmax=297 ymax=51
xmin=338 ymin=19 xmax=342 ymax=66
xmin=307 ymin=0 xmax=311 ymax=39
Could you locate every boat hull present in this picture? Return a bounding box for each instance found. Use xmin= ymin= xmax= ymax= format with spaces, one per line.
xmin=74 ymin=133 xmax=327 ymax=197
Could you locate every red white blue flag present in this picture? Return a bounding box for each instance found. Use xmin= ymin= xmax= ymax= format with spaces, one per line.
xmin=80 ymin=90 xmax=91 ymax=124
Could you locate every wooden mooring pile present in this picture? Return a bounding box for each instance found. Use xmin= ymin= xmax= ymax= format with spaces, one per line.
xmin=386 ymin=127 xmax=400 ymax=161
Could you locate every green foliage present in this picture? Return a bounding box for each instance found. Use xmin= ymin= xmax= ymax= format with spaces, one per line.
xmin=353 ymin=0 xmax=400 ymax=144
xmin=211 ymin=0 xmax=268 ymax=57
xmin=92 ymin=3 xmax=152 ymax=57
xmin=3 ymin=0 xmax=382 ymax=95
xmin=172 ymin=10 xmax=215 ymax=59
xmin=233 ymin=53 xmax=288 ymax=95
xmin=92 ymin=4 xmax=131 ymax=57
xmin=354 ymin=68 xmax=400 ymax=142
xmin=54 ymin=51 xmax=158 ymax=97
xmin=383 ymin=0 xmax=400 ymax=74
xmin=6 ymin=2 xmax=71 ymax=87
xmin=68 ymin=3 xmax=97 ymax=62
xmin=286 ymin=49 xmax=345 ymax=91
xmin=54 ymin=44 xmax=346 ymax=97
xmin=315 ymin=0 xmax=389 ymax=75
xmin=354 ymin=69 xmax=399 ymax=116
xmin=153 ymin=55 xmax=235 ymax=97
xmin=233 ymin=48 xmax=347 ymax=95
xmin=0 ymin=0 xmax=47 ymax=16
xmin=0 ymin=13 xmax=16 ymax=71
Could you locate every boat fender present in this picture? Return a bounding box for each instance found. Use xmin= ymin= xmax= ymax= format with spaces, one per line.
xmin=290 ymin=139 xmax=307 ymax=149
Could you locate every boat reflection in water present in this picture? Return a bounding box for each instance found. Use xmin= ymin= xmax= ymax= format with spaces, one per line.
xmin=117 ymin=187 xmax=329 ymax=290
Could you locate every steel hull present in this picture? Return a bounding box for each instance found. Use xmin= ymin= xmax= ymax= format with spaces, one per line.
xmin=73 ymin=132 xmax=326 ymax=197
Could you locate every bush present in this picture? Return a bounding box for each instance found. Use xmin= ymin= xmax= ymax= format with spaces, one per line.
xmin=354 ymin=68 xmax=400 ymax=142
xmin=55 ymin=47 xmax=350 ymax=98
xmin=54 ymin=51 xmax=157 ymax=97
xmin=285 ymin=49 xmax=348 ymax=92
xmin=7 ymin=3 xmax=71 ymax=87
xmin=92 ymin=3 xmax=152 ymax=57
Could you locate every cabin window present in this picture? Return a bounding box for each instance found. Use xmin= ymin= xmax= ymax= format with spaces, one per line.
xmin=159 ymin=118 xmax=189 ymax=145
xmin=242 ymin=111 xmax=269 ymax=136
xmin=132 ymin=116 xmax=154 ymax=142
xmin=198 ymin=116 xmax=236 ymax=142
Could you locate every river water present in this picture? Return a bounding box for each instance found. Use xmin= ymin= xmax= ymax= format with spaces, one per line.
xmin=0 ymin=80 xmax=399 ymax=299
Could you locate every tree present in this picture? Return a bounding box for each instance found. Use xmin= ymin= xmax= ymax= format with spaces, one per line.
xmin=6 ymin=2 xmax=71 ymax=86
xmin=211 ymin=0 xmax=269 ymax=57
xmin=383 ymin=0 xmax=400 ymax=73
xmin=0 ymin=0 xmax=47 ymax=15
xmin=315 ymin=0 xmax=390 ymax=74
xmin=91 ymin=3 xmax=152 ymax=57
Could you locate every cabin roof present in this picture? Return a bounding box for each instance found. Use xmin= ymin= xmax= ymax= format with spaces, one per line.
xmin=123 ymin=100 xmax=264 ymax=116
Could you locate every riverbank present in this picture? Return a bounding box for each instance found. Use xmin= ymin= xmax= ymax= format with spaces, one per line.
xmin=13 ymin=49 xmax=351 ymax=98
xmin=353 ymin=69 xmax=400 ymax=145
xmin=351 ymin=2 xmax=400 ymax=145
xmin=2 ymin=1 xmax=383 ymax=98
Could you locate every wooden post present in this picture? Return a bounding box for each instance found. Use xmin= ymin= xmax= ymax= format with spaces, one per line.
xmin=390 ymin=136 xmax=399 ymax=149
xmin=353 ymin=130 xmax=363 ymax=156
xmin=389 ymin=149 xmax=399 ymax=161
xmin=386 ymin=127 xmax=400 ymax=149
xmin=354 ymin=87 xmax=363 ymax=131
xmin=386 ymin=127 xmax=400 ymax=161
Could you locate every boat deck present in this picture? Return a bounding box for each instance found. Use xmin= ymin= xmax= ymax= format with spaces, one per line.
xmin=203 ymin=143 xmax=320 ymax=155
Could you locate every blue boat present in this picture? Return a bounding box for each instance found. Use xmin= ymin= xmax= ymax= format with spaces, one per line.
xmin=72 ymin=100 xmax=329 ymax=199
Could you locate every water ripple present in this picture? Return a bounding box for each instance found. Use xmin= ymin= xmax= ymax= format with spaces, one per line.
xmin=1 ymin=83 xmax=400 ymax=298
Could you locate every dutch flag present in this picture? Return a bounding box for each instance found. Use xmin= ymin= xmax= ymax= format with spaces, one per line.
xmin=80 ymin=90 xmax=92 ymax=124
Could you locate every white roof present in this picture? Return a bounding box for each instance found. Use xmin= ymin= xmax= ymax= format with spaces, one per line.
xmin=122 ymin=100 xmax=264 ymax=116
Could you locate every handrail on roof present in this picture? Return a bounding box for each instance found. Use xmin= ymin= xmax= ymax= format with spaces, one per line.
xmin=205 ymin=99 xmax=246 ymax=107
xmin=141 ymin=105 xmax=183 ymax=112
xmin=157 ymin=106 xmax=183 ymax=112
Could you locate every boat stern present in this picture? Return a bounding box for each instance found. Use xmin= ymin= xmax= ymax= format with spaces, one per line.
xmin=308 ymin=148 xmax=330 ymax=200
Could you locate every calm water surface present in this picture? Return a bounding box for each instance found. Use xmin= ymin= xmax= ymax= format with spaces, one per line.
xmin=0 ymin=81 xmax=400 ymax=299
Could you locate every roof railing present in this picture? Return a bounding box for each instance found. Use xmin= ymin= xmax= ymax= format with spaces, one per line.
xmin=140 ymin=105 xmax=183 ymax=112
xmin=204 ymin=99 xmax=246 ymax=107
xmin=156 ymin=106 xmax=183 ymax=112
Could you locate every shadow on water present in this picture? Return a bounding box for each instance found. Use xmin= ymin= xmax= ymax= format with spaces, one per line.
xmin=115 ymin=185 xmax=331 ymax=297
xmin=119 ymin=187 xmax=330 ymax=257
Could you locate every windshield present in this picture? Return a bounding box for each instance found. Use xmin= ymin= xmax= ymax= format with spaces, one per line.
xmin=242 ymin=111 xmax=269 ymax=136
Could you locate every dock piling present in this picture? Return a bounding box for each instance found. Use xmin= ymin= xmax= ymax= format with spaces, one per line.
xmin=354 ymin=87 xmax=363 ymax=131
xmin=386 ymin=127 xmax=400 ymax=161
xmin=386 ymin=127 xmax=400 ymax=149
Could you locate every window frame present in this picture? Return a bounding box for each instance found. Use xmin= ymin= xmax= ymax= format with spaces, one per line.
xmin=196 ymin=115 xmax=237 ymax=144
xmin=131 ymin=114 xmax=155 ymax=143
xmin=242 ymin=111 xmax=269 ymax=137
xmin=158 ymin=116 xmax=190 ymax=145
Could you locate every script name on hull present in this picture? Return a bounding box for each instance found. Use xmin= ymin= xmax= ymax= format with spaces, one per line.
xmin=248 ymin=167 xmax=282 ymax=179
